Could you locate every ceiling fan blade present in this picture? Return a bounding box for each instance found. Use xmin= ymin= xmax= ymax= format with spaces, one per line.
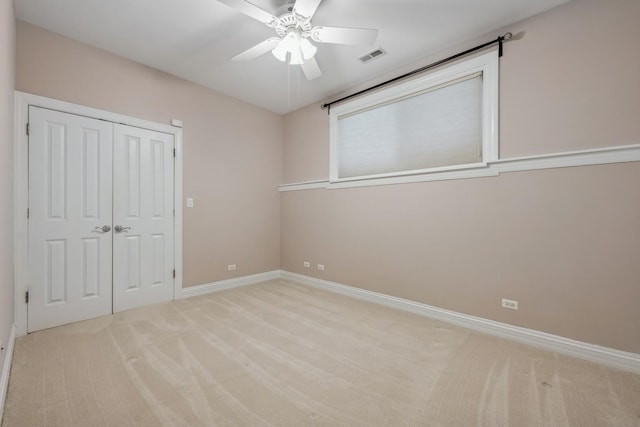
xmin=217 ymin=0 xmax=279 ymax=26
xmin=292 ymin=0 xmax=322 ymax=19
xmin=231 ymin=37 xmax=280 ymax=61
xmin=311 ymin=26 xmax=378 ymax=45
xmin=300 ymin=57 xmax=322 ymax=80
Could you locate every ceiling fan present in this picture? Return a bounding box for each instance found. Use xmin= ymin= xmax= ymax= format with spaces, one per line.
xmin=217 ymin=0 xmax=379 ymax=80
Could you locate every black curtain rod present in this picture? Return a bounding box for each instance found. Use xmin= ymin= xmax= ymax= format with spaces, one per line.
xmin=321 ymin=32 xmax=512 ymax=113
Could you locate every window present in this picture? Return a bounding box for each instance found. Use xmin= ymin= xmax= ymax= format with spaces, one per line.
xmin=329 ymin=50 xmax=499 ymax=183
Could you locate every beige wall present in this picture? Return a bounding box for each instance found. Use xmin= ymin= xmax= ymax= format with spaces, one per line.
xmin=283 ymin=104 xmax=329 ymax=183
xmin=0 ymin=0 xmax=15 ymax=370
xmin=16 ymin=21 xmax=283 ymax=287
xmin=281 ymin=0 xmax=640 ymax=353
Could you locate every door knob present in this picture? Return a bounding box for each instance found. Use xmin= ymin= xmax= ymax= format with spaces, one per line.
xmin=94 ymin=225 xmax=111 ymax=232
xmin=114 ymin=225 xmax=131 ymax=233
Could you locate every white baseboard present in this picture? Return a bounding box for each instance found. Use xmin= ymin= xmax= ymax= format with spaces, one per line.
xmin=0 ymin=323 xmax=16 ymax=423
xmin=279 ymin=271 xmax=640 ymax=374
xmin=180 ymin=270 xmax=281 ymax=299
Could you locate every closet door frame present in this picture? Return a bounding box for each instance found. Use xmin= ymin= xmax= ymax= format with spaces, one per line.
xmin=13 ymin=91 xmax=184 ymax=336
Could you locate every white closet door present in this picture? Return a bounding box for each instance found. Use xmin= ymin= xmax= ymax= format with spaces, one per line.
xmin=112 ymin=124 xmax=175 ymax=312
xmin=28 ymin=107 xmax=113 ymax=332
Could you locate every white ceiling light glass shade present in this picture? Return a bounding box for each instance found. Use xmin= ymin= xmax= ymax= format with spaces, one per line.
xmin=299 ymin=38 xmax=317 ymax=60
xmin=282 ymin=31 xmax=300 ymax=51
xmin=272 ymin=40 xmax=288 ymax=62
xmin=289 ymin=47 xmax=304 ymax=64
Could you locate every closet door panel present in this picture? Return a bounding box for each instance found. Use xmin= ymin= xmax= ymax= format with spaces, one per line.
xmin=112 ymin=124 xmax=175 ymax=312
xmin=28 ymin=106 xmax=113 ymax=332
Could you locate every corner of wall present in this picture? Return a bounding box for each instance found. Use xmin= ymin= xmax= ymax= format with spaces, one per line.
xmin=0 ymin=0 xmax=17 ymax=383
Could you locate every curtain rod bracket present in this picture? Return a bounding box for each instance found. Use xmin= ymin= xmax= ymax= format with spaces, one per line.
xmin=499 ymin=32 xmax=512 ymax=57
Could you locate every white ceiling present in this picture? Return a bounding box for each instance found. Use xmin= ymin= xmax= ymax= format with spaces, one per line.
xmin=15 ymin=0 xmax=569 ymax=114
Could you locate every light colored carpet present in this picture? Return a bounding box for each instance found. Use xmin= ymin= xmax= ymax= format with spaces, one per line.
xmin=3 ymin=279 xmax=640 ymax=426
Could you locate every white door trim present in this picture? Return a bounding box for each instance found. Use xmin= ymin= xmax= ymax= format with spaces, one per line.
xmin=13 ymin=91 xmax=184 ymax=336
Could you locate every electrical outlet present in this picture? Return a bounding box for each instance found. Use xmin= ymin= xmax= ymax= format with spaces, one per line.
xmin=303 ymin=261 xmax=310 ymax=268
xmin=186 ymin=198 xmax=194 ymax=208
xmin=227 ymin=264 xmax=236 ymax=271
xmin=502 ymin=298 xmax=518 ymax=310
xmin=317 ymin=264 xmax=325 ymax=271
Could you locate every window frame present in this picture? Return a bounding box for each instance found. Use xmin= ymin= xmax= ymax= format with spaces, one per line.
xmin=329 ymin=50 xmax=499 ymax=183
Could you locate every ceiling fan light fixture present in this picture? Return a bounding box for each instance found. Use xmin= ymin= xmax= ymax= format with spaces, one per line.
xmin=271 ymin=29 xmax=313 ymax=65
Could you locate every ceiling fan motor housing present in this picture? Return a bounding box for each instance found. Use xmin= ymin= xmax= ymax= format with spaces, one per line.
xmin=274 ymin=12 xmax=312 ymax=38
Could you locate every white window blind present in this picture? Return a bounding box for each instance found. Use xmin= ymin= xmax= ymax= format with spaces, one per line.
xmin=336 ymin=73 xmax=483 ymax=179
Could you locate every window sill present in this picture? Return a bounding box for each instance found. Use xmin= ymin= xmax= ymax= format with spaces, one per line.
xmin=278 ymin=143 xmax=640 ymax=192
